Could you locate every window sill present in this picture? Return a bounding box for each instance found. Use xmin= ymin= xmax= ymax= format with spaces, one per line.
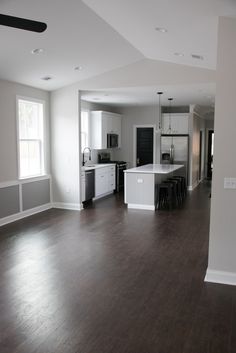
xmin=18 ymin=174 xmax=51 ymax=184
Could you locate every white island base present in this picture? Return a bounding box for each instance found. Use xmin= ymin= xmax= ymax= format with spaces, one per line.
xmin=124 ymin=164 xmax=184 ymax=211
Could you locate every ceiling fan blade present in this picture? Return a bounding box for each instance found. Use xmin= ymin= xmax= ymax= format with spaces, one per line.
xmin=0 ymin=14 xmax=47 ymax=33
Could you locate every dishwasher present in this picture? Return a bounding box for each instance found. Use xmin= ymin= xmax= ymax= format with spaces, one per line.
xmin=85 ymin=170 xmax=95 ymax=201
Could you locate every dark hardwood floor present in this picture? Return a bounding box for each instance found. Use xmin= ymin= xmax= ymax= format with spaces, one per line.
xmin=0 ymin=182 xmax=235 ymax=353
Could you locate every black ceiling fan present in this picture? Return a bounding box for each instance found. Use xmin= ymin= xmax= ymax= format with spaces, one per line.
xmin=0 ymin=13 xmax=47 ymax=33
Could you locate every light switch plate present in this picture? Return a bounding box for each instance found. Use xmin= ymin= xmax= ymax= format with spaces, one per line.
xmin=231 ymin=178 xmax=236 ymax=189
xmin=137 ymin=178 xmax=143 ymax=184
xmin=224 ymin=177 xmax=236 ymax=189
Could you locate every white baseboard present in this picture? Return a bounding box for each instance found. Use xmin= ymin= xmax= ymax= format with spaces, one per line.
xmin=127 ymin=203 xmax=155 ymax=211
xmin=205 ymin=269 xmax=236 ymax=286
xmin=188 ymin=180 xmax=200 ymax=191
xmin=0 ymin=203 xmax=52 ymax=227
xmin=52 ymin=202 xmax=83 ymax=211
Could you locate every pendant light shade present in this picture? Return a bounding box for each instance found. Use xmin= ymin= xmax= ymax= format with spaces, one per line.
xmin=157 ymin=92 xmax=163 ymax=133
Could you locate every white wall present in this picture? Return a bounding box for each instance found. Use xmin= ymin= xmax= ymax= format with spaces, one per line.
xmin=206 ymin=17 xmax=236 ymax=284
xmin=0 ymin=79 xmax=50 ymax=183
xmin=51 ymin=85 xmax=81 ymax=207
xmin=113 ymin=105 xmax=160 ymax=167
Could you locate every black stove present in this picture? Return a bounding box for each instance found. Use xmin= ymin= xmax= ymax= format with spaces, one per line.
xmin=103 ymin=160 xmax=127 ymax=166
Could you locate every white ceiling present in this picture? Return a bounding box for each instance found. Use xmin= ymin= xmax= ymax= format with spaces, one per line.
xmin=0 ymin=0 xmax=143 ymax=90
xmin=0 ymin=0 xmax=234 ymax=109
xmin=81 ymin=83 xmax=215 ymax=108
xmin=83 ymin=0 xmax=236 ymax=69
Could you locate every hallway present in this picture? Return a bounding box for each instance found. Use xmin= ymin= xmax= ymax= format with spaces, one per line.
xmin=0 ymin=182 xmax=235 ymax=353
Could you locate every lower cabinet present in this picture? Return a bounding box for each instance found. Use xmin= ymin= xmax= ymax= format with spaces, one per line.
xmin=95 ymin=166 xmax=116 ymax=198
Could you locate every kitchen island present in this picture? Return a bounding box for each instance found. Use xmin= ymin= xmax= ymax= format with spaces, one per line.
xmin=124 ymin=164 xmax=184 ymax=211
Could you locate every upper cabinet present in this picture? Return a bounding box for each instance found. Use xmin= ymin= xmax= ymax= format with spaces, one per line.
xmin=162 ymin=113 xmax=189 ymax=135
xmin=90 ymin=111 xmax=122 ymax=149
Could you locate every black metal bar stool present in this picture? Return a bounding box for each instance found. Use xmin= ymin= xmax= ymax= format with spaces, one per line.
xmin=163 ymin=179 xmax=179 ymax=207
xmin=156 ymin=182 xmax=174 ymax=210
xmin=173 ymin=176 xmax=187 ymax=198
xmin=168 ymin=177 xmax=183 ymax=204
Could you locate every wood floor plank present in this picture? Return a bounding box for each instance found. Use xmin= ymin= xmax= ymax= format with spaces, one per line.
xmin=0 ymin=182 xmax=235 ymax=353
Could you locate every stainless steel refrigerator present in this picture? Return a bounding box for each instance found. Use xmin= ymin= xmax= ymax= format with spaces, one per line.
xmin=160 ymin=134 xmax=189 ymax=183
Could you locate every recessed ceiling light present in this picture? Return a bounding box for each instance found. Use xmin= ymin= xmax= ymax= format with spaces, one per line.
xmin=174 ymin=52 xmax=184 ymax=57
xmin=74 ymin=66 xmax=82 ymax=71
xmin=155 ymin=27 xmax=168 ymax=33
xmin=41 ymin=76 xmax=52 ymax=81
xmin=191 ymin=54 xmax=204 ymax=60
xmin=31 ymin=48 xmax=44 ymax=55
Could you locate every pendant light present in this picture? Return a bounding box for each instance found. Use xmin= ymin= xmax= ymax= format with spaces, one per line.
xmin=168 ymin=97 xmax=173 ymax=134
xmin=157 ymin=92 xmax=163 ymax=133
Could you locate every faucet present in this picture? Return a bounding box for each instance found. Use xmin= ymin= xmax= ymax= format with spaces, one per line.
xmin=82 ymin=147 xmax=91 ymax=166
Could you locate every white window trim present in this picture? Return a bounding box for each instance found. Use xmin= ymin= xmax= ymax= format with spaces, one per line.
xmin=16 ymin=95 xmax=46 ymax=180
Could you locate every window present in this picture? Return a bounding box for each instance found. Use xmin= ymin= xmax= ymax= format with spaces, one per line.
xmin=17 ymin=98 xmax=45 ymax=179
xmin=81 ymin=110 xmax=89 ymax=152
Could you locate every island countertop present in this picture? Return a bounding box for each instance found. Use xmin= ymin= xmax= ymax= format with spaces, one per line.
xmin=124 ymin=164 xmax=184 ymax=174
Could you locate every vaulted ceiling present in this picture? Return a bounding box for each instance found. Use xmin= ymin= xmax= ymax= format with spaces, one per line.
xmin=1 ymin=0 xmax=235 ymax=106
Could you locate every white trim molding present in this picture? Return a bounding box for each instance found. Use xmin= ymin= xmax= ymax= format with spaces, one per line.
xmin=0 ymin=175 xmax=52 ymax=226
xmin=205 ymin=269 xmax=236 ymax=286
xmin=0 ymin=180 xmax=19 ymax=189
xmin=52 ymin=202 xmax=83 ymax=211
xmin=0 ymin=203 xmax=52 ymax=227
xmin=188 ymin=180 xmax=200 ymax=191
xmin=127 ymin=204 xmax=155 ymax=211
xmin=0 ymin=175 xmax=51 ymax=189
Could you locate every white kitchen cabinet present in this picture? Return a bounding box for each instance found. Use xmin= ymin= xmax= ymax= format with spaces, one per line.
xmin=162 ymin=113 xmax=189 ymax=134
xmin=95 ymin=165 xmax=116 ymax=198
xmin=90 ymin=111 xmax=122 ymax=149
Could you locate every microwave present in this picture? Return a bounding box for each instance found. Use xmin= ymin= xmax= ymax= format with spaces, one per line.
xmin=107 ymin=133 xmax=118 ymax=148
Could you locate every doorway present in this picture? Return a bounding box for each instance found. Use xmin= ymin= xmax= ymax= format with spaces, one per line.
xmin=207 ymin=130 xmax=214 ymax=179
xmin=199 ymin=130 xmax=203 ymax=181
xmin=133 ymin=126 xmax=155 ymax=167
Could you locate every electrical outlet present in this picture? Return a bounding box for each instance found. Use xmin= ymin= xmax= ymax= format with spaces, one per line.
xmin=224 ymin=178 xmax=232 ymax=189
xmin=231 ymin=178 xmax=236 ymax=189
xmin=224 ymin=178 xmax=236 ymax=189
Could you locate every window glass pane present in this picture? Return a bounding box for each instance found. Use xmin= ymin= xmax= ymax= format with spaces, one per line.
xmin=18 ymin=98 xmax=44 ymax=178
xmin=20 ymin=140 xmax=41 ymax=178
xmin=19 ymin=100 xmax=43 ymax=139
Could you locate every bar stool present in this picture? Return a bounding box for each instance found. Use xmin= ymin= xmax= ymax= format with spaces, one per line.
xmin=173 ymin=176 xmax=187 ymax=198
xmin=168 ymin=177 xmax=183 ymax=204
xmin=156 ymin=182 xmax=174 ymax=210
xmin=163 ymin=179 xmax=179 ymax=207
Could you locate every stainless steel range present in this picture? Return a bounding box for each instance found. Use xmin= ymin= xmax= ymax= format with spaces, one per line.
xmin=98 ymin=152 xmax=127 ymax=192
